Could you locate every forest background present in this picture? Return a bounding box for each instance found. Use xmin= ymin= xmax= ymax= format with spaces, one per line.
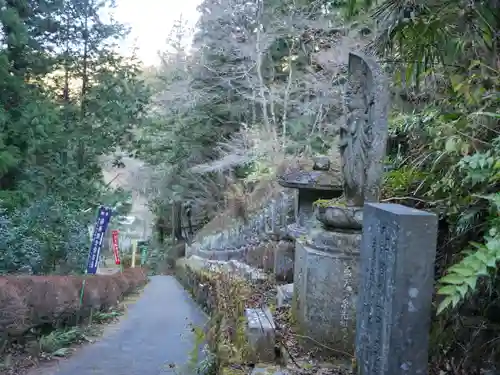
xmin=0 ymin=0 xmax=499 ymax=370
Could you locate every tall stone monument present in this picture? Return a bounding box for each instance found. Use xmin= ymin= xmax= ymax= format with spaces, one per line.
xmin=356 ymin=203 xmax=438 ymax=375
xmin=293 ymin=51 xmax=389 ymax=353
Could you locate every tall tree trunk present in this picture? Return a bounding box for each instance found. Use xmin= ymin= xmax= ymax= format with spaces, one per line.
xmin=61 ymin=2 xmax=72 ymax=166
xmin=77 ymin=0 xmax=91 ymax=169
xmin=173 ymin=201 xmax=184 ymax=242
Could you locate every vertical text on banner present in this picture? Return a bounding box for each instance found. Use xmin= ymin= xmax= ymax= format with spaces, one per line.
xmin=86 ymin=206 xmax=112 ymax=274
xmin=111 ymin=230 xmax=121 ymax=265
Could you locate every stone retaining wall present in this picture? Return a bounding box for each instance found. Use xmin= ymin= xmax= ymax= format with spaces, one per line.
xmin=186 ymin=191 xmax=295 ymax=261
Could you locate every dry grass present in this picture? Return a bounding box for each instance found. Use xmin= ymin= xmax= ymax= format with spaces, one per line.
xmin=176 ymin=259 xmax=352 ymax=375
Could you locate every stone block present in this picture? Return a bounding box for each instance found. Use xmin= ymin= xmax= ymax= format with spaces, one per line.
xmin=292 ymin=238 xmax=307 ymax=316
xmin=312 ymin=156 xmax=330 ymax=171
xmin=197 ymin=248 xmax=246 ymax=261
xmin=356 ymin=203 xmax=438 ymax=375
xmin=245 ymin=241 xmax=274 ymax=271
xmin=245 ymin=306 xmax=276 ymax=362
xmin=273 ymin=240 xmax=294 ymax=282
xmin=263 ymin=242 xmax=276 ymax=272
xmin=226 ymin=260 xmax=267 ymax=282
xmin=185 ymin=242 xmax=201 ymax=257
xmin=277 ymin=284 xmax=293 ymax=308
xmin=286 ymin=223 xmax=307 ymax=240
xmin=179 ymin=255 xmax=267 ymax=282
xmin=293 ymin=230 xmax=361 ymax=353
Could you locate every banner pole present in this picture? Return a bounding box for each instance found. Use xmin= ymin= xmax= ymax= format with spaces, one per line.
xmin=111 ymin=229 xmax=122 ymax=271
xmin=77 ymin=275 xmax=87 ymax=324
xmin=79 ymin=205 xmax=100 ymax=323
xmin=80 ymin=205 xmax=113 ymax=323
xmin=131 ymin=240 xmax=137 ymax=268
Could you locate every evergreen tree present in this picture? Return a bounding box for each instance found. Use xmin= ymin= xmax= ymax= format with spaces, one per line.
xmin=0 ymin=0 xmax=151 ymax=274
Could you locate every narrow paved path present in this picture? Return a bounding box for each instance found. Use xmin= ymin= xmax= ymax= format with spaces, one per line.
xmin=34 ymin=276 xmax=207 ymax=375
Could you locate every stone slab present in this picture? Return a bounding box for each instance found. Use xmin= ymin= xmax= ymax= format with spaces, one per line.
xmin=278 ymin=170 xmax=342 ymax=191
xmin=197 ymin=248 xmax=246 ymax=261
xmin=293 ymin=239 xmax=307 ymax=318
xmin=245 ymin=306 xmax=276 ymax=362
xmin=277 ymin=283 xmax=294 ymax=308
xmin=274 ymin=240 xmax=294 ymax=282
xmin=356 ymin=203 xmax=438 ymax=375
xmin=245 ymin=241 xmax=275 ymax=271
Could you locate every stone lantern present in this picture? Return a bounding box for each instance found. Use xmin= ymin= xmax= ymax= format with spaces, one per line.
xmin=277 ymin=156 xmax=343 ymax=239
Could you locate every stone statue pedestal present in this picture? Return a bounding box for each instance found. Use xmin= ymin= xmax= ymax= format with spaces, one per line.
xmin=293 ymin=207 xmax=361 ymax=354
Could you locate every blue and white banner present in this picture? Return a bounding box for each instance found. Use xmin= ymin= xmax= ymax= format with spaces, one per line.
xmin=86 ymin=206 xmax=112 ymax=274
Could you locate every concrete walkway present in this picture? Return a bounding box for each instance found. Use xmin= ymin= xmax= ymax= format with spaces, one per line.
xmin=33 ymin=276 xmax=207 ymax=375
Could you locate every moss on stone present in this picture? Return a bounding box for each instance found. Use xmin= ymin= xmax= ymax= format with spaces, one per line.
xmin=220 ymin=366 xmax=247 ymax=375
xmin=313 ymin=199 xmax=332 ymax=208
xmin=313 ymin=197 xmax=347 ymax=208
